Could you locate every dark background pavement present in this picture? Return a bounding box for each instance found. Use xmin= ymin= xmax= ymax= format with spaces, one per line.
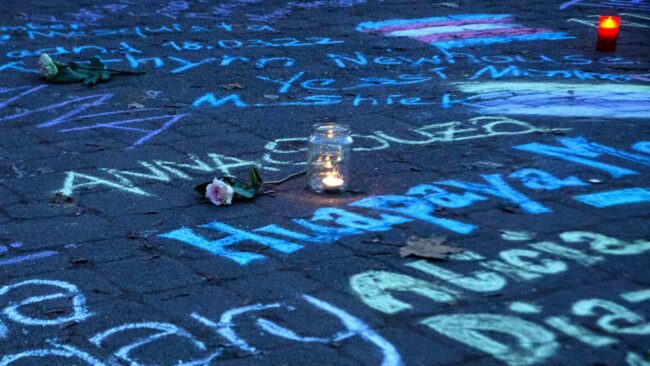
xmin=0 ymin=0 xmax=649 ymax=365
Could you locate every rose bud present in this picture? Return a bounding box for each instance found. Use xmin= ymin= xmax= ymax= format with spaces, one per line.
xmin=38 ymin=53 xmax=58 ymax=80
xmin=205 ymin=178 xmax=234 ymax=206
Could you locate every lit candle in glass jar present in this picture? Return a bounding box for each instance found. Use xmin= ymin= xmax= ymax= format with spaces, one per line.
xmin=307 ymin=123 xmax=353 ymax=193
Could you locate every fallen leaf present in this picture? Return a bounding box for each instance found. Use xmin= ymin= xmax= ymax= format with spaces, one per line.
xmin=221 ymin=83 xmax=244 ymax=90
xmin=399 ymin=235 xmax=464 ymax=259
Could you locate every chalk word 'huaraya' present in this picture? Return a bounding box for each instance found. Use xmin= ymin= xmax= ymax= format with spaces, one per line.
xmin=159 ymin=136 xmax=650 ymax=265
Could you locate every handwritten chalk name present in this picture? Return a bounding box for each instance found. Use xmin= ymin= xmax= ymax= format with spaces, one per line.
xmin=9 ymin=22 xmax=273 ymax=41
xmin=350 ymin=231 xmax=650 ymax=365
xmin=158 ymin=136 xmax=650 ymax=265
xmin=326 ymin=50 xmax=639 ymax=69
xmin=57 ymin=117 xmax=556 ymax=196
xmin=0 ymin=278 xmax=400 ymax=366
xmin=468 ymin=64 xmax=642 ymax=82
xmin=162 ymin=37 xmax=344 ymax=50
xmin=0 ymin=85 xmax=187 ymax=149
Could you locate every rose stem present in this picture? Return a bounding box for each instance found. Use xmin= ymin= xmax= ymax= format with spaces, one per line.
xmin=264 ymin=170 xmax=307 ymax=185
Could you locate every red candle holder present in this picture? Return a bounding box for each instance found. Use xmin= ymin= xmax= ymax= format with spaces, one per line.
xmin=597 ymin=16 xmax=620 ymax=52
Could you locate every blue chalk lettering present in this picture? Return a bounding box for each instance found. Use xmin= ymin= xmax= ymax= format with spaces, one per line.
xmin=509 ymin=169 xmax=587 ymax=190
xmin=573 ymin=188 xmax=650 ymax=208
xmin=257 ymin=71 xmax=304 ymax=93
xmin=270 ymin=95 xmax=342 ymax=106
xmin=169 ymin=56 xmax=216 ymax=74
xmin=350 ymin=195 xmax=476 ymax=234
xmin=441 ymin=93 xmax=475 ymax=109
xmin=438 ymin=174 xmax=551 ymax=214
xmin=353 ymin=95 xmax=378 ymax=106
xmin=514 ymin=136 xmax=650 ymax=178
xmin=220 ymin=55 xmax=250 ymax=66
xmin=125 ymin=53 xmax=164 ymax=69
xmin=374 ymin=56 xmax=403 ymax=65
xmin=400 ymin=97 xmax=434 ymax=105
xmin=256 ymin=57 xmax=295 ymax=68
xmin=159 ymin=221 xmax=303 ymax=265
xmin=412 ymin=56 xmax=443 ymax=67
xmin=255 ymin=225 xmax=333 ymax=243
xmin=0 ymin=251 xmax=58 ymax=267
xmin=469 ymin=65 xmax=522 ymax=80
xmin=291 ymin=219 xmax=360 ymax=241
xmin=407 ymin=184 xmax=488 ymax=208
xmin=326 ymin=51 xmax=368 ymax=68
xmin=72 ymin=45 xmax=107 ymax=54
xmin=632 ymin=141 xmax=650 ymax=155
xmin=0 ymin=61 xmax=38 ymax=74
xmin=193 ymin=93 xmax=248 ymax=108
xmin=310 ymin=207 xmax=410 ymax=232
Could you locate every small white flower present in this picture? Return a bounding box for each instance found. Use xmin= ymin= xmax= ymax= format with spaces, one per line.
xmin=38 ymin=53 xmax=58 ymax=79
xmin=205 ymin=178 xmax=234 ymax=206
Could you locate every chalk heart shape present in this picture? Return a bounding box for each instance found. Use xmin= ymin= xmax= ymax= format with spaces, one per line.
xmin=0 ymin=279 xmax=92 ymax=328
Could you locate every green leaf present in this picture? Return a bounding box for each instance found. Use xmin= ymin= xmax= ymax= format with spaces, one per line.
xmin=83 ymin=72 xmax=101 ymax=86
xmin=194 ymin=182 xmax=209 ymax=196
xmin=221 ymin=176 xmax=236 ymax=186
xmin=230 ymin=180 xmax=257 ymax=199
xmin=89 ymin=56 xmax=104 ymax=68
xmin=248 ymin=167 xmax=263 ymax=189
xmin=232 ymin=187 xmax=256 ymax=199
xmin=43 ymin=55 xmax=142 ymax=86
xmin=47 ymin=66 xmax=89 ymax=83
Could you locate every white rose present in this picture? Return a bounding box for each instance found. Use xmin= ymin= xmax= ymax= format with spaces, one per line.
xmin=205 ymin=178 xmax=234 ymax=206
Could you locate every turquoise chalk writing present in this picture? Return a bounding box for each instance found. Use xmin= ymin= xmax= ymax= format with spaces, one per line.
xmin=574 ymin=188 xmax=650 ymax=208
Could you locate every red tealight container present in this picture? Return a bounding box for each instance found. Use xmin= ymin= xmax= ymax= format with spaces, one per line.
xmin=597 ymin=16 xmax=620 ymax=52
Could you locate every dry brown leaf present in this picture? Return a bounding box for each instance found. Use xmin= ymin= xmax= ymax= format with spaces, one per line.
xmin=399 ymin=235 xmax=464 ymax=260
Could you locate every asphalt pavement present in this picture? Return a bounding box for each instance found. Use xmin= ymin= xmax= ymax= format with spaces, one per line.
xmin=0 ymin=0 xmax=649 ymax=365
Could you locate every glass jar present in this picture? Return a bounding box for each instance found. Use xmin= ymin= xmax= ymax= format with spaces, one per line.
xmin=307 ymin=123 xmax=353 ymax=193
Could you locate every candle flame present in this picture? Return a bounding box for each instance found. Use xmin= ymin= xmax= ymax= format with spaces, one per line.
xmin=600 ymin=17 xmax=618 ymax=29
xmin=322 ymin=173 xmax=344 ymax=188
